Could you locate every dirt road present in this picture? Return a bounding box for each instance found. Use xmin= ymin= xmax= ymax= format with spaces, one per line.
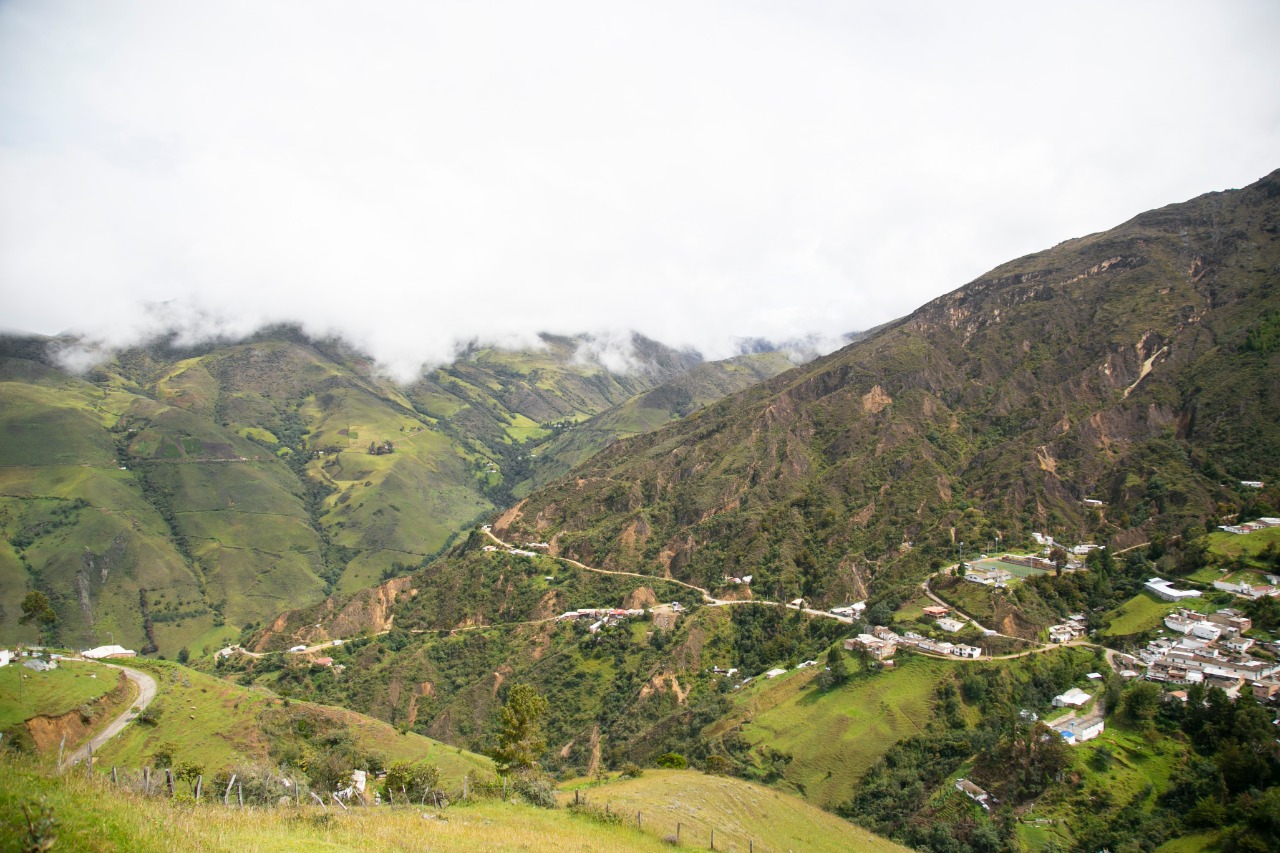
xmin=64 ymin=664 xmax=157 ymax=768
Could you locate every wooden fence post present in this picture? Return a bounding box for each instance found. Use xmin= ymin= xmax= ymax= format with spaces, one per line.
xmin=143 ymin=766 xmax=150 ymax=794
xmin=166 ymin=768 xmax=175 ymax=797
xmin=112 ymin=766 xmax=118 ymax=786
xmin=237 ymin=780 xmax=243 ymax=808
xmin=224 ymin=774 xmax=236 ymax=806
xmin=637 ymin=811 xmax=641 ymax=830
xmin=711 ymin=828 xmax=715 ymax=850
xmin=677 ymin=822 xmax=681 ymax=844
xmin=86 ymin=745 xmax=93 ymax=777
xmin=311 ymin=791 xmax=327 ymax=811
xmin=195 ymin=775 xmax=202 ymax=803
xmin=58 ymin=734 xmax=66 ymax=770
xmin=332 ymin=792 xmax=348 ymax=812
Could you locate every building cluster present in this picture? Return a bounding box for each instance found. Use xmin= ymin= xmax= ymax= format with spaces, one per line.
xmin=847 ymin=625 xmax=982 ymax=660
xmin=721 ymin=574 xmax=753 ymax=585
xmin=1047 ymin=614 xmax=1088 ymax=644
xmin=963 ymin=566 xmax=1014 ymax=588
xmin=1141 ymin=607 xmax=1280 ymax=700
xmin=1217 ymin=517 xmax=1280 ymax=534
xmin=555 ymin=607 xmax=646 ymax=633
xmin=828 ymin=601 xmax=866 ymax=618
xmin=1212 ymin=576 xmax=1280 ymax=600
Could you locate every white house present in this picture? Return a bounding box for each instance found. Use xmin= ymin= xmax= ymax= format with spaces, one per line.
xmin=1059 ymin=719 xmax=1105 ymax=745
xmin=1053 ymin=687 xmax=1091 ymax=708
xmin=0 ymin=649 xmax=12 ymax=667
xmin=764 ymin=667 xmax=787 ymax=679
xmin=951 ymin=644 xmax=982 ymax=659
xmin=1145 ymin=578 xmax=1202 ymax=602
xmin=936 ymin=617 xmax=965 ymax=633
xmin=82 ymin=644 xmax=137 ymax=660
xmin=955 ymin=779 xmax=992 ymax=810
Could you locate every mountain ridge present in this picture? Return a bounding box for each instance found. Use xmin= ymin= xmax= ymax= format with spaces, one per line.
xmin=493 ymin=168 xmax=1280 ymax=605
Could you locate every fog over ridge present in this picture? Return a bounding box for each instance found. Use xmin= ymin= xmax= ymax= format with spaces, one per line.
xmin=2 ymin=2 xmax=1278 ymax=381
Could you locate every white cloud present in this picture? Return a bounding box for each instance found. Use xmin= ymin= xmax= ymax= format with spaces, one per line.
xmin=2 ymin=1 xmax=1278 ymax=377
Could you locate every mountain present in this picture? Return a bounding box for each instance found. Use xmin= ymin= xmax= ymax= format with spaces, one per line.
xmin=494 ymin=170 xmax=1280 ymax=606
xmin=515 ymin=351 xmax=796 ymax=494
xmin=0 ymin=329 xmax=791 ymax=655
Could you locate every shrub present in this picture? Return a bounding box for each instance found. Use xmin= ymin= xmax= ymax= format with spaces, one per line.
xmin=513 ymin=774 xmax=556 ymax=809
xmin=382 ymin=760 xmax=440 ymax=804
xmin=655 ymin=752 xmax=687 ymax=769
xmin=619 ymin=762 xmax=643 ymax=778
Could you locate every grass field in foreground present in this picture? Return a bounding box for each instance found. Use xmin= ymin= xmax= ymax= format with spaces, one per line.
xmin=557 ymin=769 xmax=911 ymax=853
xmin=0 ymin=760 xmax=673 ymax=853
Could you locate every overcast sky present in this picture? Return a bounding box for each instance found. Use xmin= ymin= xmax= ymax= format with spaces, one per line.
xmin=2 ymin=1 xmax=1278 ymax=379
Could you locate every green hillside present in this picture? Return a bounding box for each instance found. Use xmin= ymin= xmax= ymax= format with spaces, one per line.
xmin=518 ymin=351 xmax=795 ymax=494
xmin=0 ymin=657 xmax=119 ymax=732
xmin=90 ymin=659 xmax=493 ymax=789
xmin=0 ymin=330 xmax=768 ymax=654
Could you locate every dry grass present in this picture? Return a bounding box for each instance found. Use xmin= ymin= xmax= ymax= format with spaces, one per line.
xmin=558 ymin=769 xmax=912 ymax=853
xmin=0 ymin=759 xmax=672 ymax=852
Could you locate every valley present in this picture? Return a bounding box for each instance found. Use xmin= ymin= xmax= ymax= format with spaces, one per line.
xmin=3 ymin=170 xmax=1280 ymax=851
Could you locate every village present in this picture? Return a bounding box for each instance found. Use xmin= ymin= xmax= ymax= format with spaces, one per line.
xmin=1140 ymin=606 xmax=1280 ymax=701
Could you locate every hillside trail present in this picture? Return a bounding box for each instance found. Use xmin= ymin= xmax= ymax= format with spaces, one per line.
xmin=481 ymin=528 xmax=857 ymax=625
xmin=64 ymin=663 xmax=158 ymax=768
xmin=256 ymin=528 xmax=1131 ymax=671
xmin=486 ymin=528 xmax=1138 ymax=669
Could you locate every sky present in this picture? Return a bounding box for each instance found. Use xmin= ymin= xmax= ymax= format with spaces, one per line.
xmin=2 ymin=1 xmax=1279 ymax=380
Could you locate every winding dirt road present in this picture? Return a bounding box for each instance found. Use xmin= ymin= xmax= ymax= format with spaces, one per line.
xmin=65 ymin=663 xmax=158 ymax=768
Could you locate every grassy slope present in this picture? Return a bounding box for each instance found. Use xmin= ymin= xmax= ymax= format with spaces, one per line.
xmin=1012 ymin=718 xmax=1195 ymax=852
xmin=1099 ymin=590 xmax=1216 ymax=637
xmin=518 ymin=352 xmax=795 ymax=494
xmin=561 ymin=769 xmax=912 ymax=853
xmin=94 ymin=660 xmax=492 ymax=786
xmin=0 ymin=763 xmax=675 ymax=853
xmin=712 ymin=652 xmax=955 ymax=808
xmin=0 ymin=659 xmax=117 ymax=730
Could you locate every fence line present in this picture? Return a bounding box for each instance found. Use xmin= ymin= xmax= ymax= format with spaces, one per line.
xmin=91 ymin=766 xmax=765 ymax=850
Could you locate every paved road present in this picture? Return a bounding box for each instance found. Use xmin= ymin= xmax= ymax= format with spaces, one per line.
xmin=65 ymin=664 xmax=158 ymax=768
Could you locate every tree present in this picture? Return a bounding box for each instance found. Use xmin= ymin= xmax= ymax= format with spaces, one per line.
xmin=1048 ymin=547 xmax=1068 ymax=577
xmin=490 ymin=684 xmax=548 ymax=774
xmin=1121 ymin=681 xmax=1162 ymax=726
xmin=818 ymin=646 xmax=850 ymax=689
xmin=19 ymin=591 xmax=56 ymax=643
